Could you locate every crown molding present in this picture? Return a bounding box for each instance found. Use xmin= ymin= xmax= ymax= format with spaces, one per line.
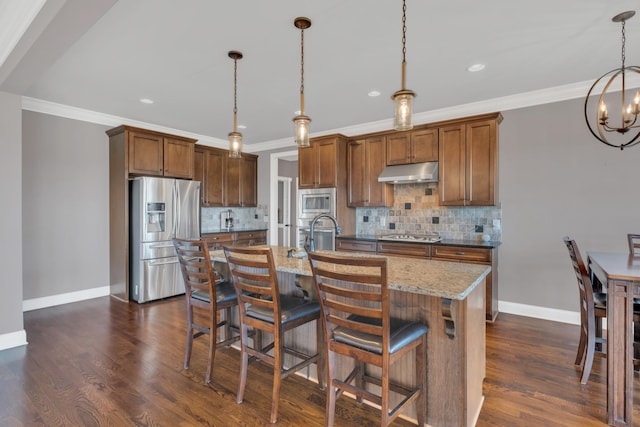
xmin=21 ymin=96 xmax=229 ymax=149
xmin=0 ymin=0 xmax=46 ymax=69
xmin=23 ymin=78 xmax=630 ymax=154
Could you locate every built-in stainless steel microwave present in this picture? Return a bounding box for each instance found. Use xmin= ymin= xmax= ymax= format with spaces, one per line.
xmin=298 ymin=188 xmax=336 ymax=220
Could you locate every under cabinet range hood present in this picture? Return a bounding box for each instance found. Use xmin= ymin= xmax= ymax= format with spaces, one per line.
xmin=377 ymin=162 xmax=438 ymax=184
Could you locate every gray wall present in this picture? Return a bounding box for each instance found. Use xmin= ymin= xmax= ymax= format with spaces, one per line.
xmin=22 ymin=111 xmax=110 ymax=300
xmin=0 ymin=92 xmax=24 ymax=336
xmin=500 ymin=97 xmax=640 ymax=312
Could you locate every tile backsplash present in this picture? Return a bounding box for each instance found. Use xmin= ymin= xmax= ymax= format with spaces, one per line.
xmin=201 ymin=205 xmax=269 ymax=232
xmin=356 ymin=182 xmax=502 ymax=241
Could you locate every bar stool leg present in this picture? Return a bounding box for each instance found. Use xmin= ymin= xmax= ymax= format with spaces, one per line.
xmin=237 ymin=324 xmax=249 ymax=403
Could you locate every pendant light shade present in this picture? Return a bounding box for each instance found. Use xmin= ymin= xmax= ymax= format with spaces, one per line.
xmin=228 ymin=50 xmax=243 ymax=158
xmin=392 ymin=0 xmax=416 ymax=131
xmin=293 ymin=17 xmax=312 ymax=147
xmin=584 ymin=11 xmax=640 ymax=150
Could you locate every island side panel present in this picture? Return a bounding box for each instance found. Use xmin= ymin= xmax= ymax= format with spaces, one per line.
xmin=390 ymin=279 xmax=485 ymax=427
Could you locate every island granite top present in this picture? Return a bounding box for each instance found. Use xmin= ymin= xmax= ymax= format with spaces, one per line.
xmin=210 ymin=245 xmax=490 ymax=300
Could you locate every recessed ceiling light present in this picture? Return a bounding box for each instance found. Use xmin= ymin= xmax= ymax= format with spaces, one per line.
xmin=140 ymin=98 xmax=154 ymax=104
xmin=368 ymin=90 xmax=381 ymax=97
xmin=467 ymin=63 xmax=485 ymax=72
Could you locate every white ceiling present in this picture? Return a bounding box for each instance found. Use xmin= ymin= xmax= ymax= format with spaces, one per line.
xmin=3 ymin=0 xmax=640 ymax=150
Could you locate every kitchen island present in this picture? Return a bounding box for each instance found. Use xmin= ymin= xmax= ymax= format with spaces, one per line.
xmin=210 ymin=246 xmax=490 ymax=427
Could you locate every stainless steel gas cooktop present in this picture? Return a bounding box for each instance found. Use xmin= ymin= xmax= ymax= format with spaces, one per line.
xmin=378 ymin=233 xmax=441 ymax=243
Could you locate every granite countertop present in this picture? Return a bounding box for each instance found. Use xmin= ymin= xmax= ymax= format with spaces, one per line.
xmin=336 ymin=234 xmax=501 ymax=249
xmin=202 ymin=227 xmax=268 ymax=235
xmin=210 ymin=245 xmax=490 ymax=300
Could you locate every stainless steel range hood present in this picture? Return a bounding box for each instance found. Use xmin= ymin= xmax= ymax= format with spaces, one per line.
xmin=378 ymin=162 xmax=438 ymax=184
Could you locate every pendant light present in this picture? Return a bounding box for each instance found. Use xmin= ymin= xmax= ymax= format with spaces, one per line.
xmin=228 ymin=50 xmax=243 ymax=158
xmin=392 ymin=0 xmax=416 ymax=131
xmin=584 ymin=11 xmax=640 ymax=150
xmin=293 ymin=17 xmax=312 ymax=147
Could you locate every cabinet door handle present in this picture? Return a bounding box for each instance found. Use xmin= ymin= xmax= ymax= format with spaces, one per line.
xmin=455 ymin=252 xmax=466 ymax=255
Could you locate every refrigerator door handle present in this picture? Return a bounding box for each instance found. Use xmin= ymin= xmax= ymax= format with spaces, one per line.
xmin=172 ymin=181 xmax=179 ymax=238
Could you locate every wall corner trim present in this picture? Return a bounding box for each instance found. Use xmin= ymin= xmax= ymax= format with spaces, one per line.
xmin=498 ymin=300 xmax=579 ymax=325
xmin=23 ymin=286 xmax=110 ymax=312
xmin=0 ymin=329 xmax=27 ymax=351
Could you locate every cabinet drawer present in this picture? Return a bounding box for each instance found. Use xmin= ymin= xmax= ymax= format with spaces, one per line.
xmin=431 ymin=245 xmax=491 ymax=263
xmin=202 ymin=233 xmax=234 ymax=250
xmin=377 ymin=241 xmax=430 ymax=258
xmin=336 ymin=239 xmax=377 ymax=253
xmin=234 ymin=230 xmax=267 ymax=241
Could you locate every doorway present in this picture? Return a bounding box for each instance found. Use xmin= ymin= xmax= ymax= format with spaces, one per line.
xmin=277 ymin=177 xmax=292 ymax=246
xmin=269 ymin=150 xmax=298 ymax=245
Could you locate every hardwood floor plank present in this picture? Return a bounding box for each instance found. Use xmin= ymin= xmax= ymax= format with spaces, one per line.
xmin=1 ymin=296 xmax=638 ymax=426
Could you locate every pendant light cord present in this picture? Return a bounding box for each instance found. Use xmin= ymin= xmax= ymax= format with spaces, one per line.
xmin=401 ymin=0 xmax=407 ymax=90
xmin=300 ymin=26 xmax=305 ymax=113
xmin=233 ymin=56 xmax=238 ymax=131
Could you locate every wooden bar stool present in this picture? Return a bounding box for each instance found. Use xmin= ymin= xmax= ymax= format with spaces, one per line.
xmin=628 ymin=233 xmax=640 ymax=255
xmin=173 ymin=238 xmax=240 ymax=384
xmin=224 ymin=245 xmax=324 ymax=424
xmin=307 ymin=251 xmax=428 ymax=427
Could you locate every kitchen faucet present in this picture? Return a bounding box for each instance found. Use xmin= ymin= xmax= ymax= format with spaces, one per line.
xmin=307 ymin=213 xmax=341 ymax=252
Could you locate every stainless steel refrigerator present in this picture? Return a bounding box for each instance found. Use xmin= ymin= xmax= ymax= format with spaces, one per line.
xmin=130 ymin=177 xmax=200 ymax=303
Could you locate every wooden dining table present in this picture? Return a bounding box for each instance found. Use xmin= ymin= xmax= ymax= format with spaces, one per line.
xmin=588 ymin=251 xmax=640 ymax=427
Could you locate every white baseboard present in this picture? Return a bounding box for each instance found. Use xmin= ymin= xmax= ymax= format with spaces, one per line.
xmin=0 ymin=329 xmax=27 ymax=351
xmin=498 ymin=300 xmax=580 ymax=325
xmin=23 ymin=286 xmax=110 ymax=312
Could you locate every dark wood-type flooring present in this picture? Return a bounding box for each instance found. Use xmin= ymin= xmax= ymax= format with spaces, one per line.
xmin=0 ymin=296 xmax=638 ymax=426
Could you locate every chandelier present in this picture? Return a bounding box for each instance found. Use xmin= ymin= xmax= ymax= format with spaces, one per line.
xmin=293 ymin=17 xmax=312 ymax=147
xmin=584 ymin=11 xmax=640 ymax=150
xmin=228 ymin=50 xmax=243 ymax=158
xmin=392 ymin=0 xmax=416 ymax=131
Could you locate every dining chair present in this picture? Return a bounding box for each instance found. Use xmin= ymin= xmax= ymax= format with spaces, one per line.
xmin=173 ymin=238 xmax=240 ymax=384
xmin=628 ymin=233 xmax=640 ymax=255
xmin=562 ymin=236 xmax=608 ymax=384
xmin=223 ymin=245 xmax=324 ymax=424
xmin=307 ymin=251 xmax=428 ymax=427
xmin=563 ymin=236 xmax=640 ymax=383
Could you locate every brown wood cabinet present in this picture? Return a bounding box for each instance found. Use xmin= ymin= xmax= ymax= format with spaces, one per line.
xmin=124 ymin=127 xmax=195 ymax=179
xmin=438 ymin=114 xmax=501 ymax=206
xmin=298 ymin=135 xmax=346 ymax=188
xmin=386 ymin=128 xmax=438 ymax=165
xmin=376 ymin=241 xmax=431 ymax=258
xmin=226 ymin=154 xmax=257 ymax=207
xmin=335 ymin=238 xmax=377 ymax=253
xmin=347 ymin=136 xmax=393 ymax=207
xmin=193 ymin=145 xmax=258 ymax=207
xmin=202 ymin=230 xmax=267 ymax=250
xmin=432 ymin=244 xmax=498 ymax=321
xmin=234 ymin=230 xmax=267 ymax=246
xmin=194 ymin=146 xmax=226 ymax=207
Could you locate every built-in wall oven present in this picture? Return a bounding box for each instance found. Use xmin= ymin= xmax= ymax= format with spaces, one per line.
xmin=296 ymin=188 xmax=336 ymax=250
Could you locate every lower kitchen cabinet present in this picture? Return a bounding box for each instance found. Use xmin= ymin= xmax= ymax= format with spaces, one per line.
xmin=234 ymin=230 xmax=267 ymax=246
xmin=202 ymin=230 xmax=267 ymax=250
xmin=376 ymin=241 xmax=431 ymax=258
xmin=432 ymin=244 xmax=498 ymax=321
xmin=335 ymin=238 xmax=377 ymax=253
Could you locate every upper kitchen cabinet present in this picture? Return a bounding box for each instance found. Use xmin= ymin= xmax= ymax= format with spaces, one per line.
xmin=108 ymin=126 xmax=196 ymax=179
xmin=386 ymin=128 xmax=438 ymax=165
xmin=298 ymin=134 xmax=347 ymax=188
xmin=193 ymin=145 xmax=258 ymax=208
xmin=347 ymin=136 xmax=393 ymax=207
xmin=194 ymin=145 xmax=226 ymax=207
xmin=226 ymin=153 xmax=258 ymax=207
xmin=438 ymin=113 xmax=502 ymax=206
